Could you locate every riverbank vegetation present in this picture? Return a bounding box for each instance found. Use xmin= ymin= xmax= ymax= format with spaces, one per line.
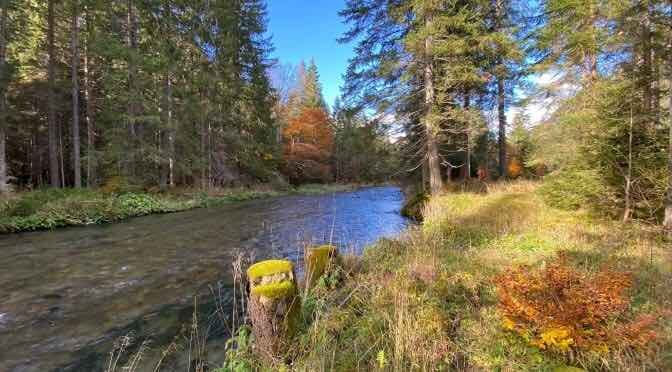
xmin=222 ymin=182 xmax=671 ymax=371
xmin=0 ymin=183 xmax=356 ymax=233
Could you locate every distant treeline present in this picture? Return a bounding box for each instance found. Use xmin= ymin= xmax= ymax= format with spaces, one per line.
xmin=0 ymin=0 xmax=400 ymax=193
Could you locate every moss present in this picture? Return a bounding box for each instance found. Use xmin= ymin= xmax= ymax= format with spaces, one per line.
xmin=305 ymin=245 xmax=337 ymax=287
xmin=250 ymin=280 xmax=297 ymax=299
xmin=247 ymin=259 xmax=294 ymax=281
xmin=401 ymin=191 xmax=428 ymax=221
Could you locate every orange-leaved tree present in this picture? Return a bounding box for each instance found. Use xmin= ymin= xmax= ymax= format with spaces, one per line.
xmin=282 ymin=107 xmax=334 ymax=183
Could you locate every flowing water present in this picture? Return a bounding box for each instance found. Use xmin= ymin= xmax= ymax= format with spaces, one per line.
xmin=0 ymin=186 xmax=408 ymax=371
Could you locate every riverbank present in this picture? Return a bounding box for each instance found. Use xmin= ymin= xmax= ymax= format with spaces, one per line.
xmin=224 ymin=181 xmax=671 ymax=371
xmin=0 ymin=183 xmax=358 ymax=234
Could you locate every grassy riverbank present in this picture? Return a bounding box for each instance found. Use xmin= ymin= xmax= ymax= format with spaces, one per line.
xmin=0 ymin=183 xmax=357 ymax=234
xmin=226 ymin=181 xmax=671 ymax=371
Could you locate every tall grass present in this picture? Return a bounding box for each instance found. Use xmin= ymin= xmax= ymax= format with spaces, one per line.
xmin=273 ymin=181 xmax=671 ymax=371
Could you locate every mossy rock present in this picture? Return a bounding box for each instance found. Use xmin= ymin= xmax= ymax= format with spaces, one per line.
xmin=304 ymin=245 xmax=338 ymax=288
xmin=401 ymin=192 xmax=429 ymax=221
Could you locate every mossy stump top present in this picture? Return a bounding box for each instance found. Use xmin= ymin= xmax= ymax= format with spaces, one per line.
xmin=247 ymin=259 xmax=296 ymax=299
xmin=305 ymin=244 xmax=338 ymax=288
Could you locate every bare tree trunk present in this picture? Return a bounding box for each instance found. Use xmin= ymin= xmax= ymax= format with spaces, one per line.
xmin=424 ymin=11 xmax=443 ymax=194
xmin=71 ymin=0 xmax=81 ymax=187
xmin=464 ymin=91 xmax=471 ymax=179
xmin=126 ymin=0 xmax=138 ymax=177
xmin=83 ymin=8 xmax=95 ymax=187
xmin=623 ymin=107 xmax=634 ymax=223
xmin=0 ymin=3 xmax=9 ymax=192
xmin=664 ymin=37 xmax=672 ymax=233
xmin=201 ymin=120 xmax=207 ymax=190
xmin=159 ymin=72 xmax=173 ymax=189
xmin=495 ymin=0 xmax=507 ymax=179
xmin=47 ymin=0 xmax=61 ymax=187
xmin=641 ymin=0 xmax=653 ymax=114
xmin=167 ymin=73 xmax=174 ymax=187
xmin=497 ymin=77 xmax=506 ymax=178
xmin=59 ymin=120 xmax=65 ymax=186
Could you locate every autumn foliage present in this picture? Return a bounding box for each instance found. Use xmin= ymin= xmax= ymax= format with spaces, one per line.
xmin=282 ymin=107 xmax=334 ymax=183
xmin=495 ymin=257 xmax=660 ymax=353
xmin=507 ymin=157 xmax=523 ymax=178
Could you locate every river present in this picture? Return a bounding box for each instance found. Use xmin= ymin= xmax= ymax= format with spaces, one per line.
xmin=0 ymin=186 xmax=408 ymax=371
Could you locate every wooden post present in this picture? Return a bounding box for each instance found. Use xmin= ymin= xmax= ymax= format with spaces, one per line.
xmin=246 ymin=259 xmax=300 ymax=362
xmin=304 ymin=245 xmax=338 ymax=289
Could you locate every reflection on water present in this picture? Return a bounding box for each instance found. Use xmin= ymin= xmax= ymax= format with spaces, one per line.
xmin=0 ymin=186 xmax=408 ymax=371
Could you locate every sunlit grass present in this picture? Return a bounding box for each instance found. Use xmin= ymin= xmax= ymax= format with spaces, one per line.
xmin=280 ymin=181 xmax=672 ymax=371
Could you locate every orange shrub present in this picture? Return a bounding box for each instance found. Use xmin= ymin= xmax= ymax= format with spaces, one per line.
xmin=495 ymin=257 xmax=659 ymax=353
xmin=507 ymin=157 xmax=523 ymax=178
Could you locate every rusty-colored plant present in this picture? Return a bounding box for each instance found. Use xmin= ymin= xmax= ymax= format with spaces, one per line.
xmin=495 ymin=256 xmax=659 ymax=353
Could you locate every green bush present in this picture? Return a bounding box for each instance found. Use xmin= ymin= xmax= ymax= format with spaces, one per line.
xmin=115 ymin=193 xmax=165 ymax=216
xmin=1 ymin=188 xmax=97 ymax=217
xmin=537 ymin=168 xmax=605 ymax=211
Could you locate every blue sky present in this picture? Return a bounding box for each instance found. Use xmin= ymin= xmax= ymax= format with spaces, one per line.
xmin=266 ymin=0 xmax=351 ymax=108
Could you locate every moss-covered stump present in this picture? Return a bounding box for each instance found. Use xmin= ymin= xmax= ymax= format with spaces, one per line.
xmin=246 ymin=259 xmax=300 ymax=362
xmin=304 ymin=244 xmax=339 ymax=289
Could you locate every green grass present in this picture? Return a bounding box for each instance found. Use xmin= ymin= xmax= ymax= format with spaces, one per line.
xmin=0 ymin=183 xmax=361 ymax=234
xmin=229 ymin=181 xmax=671 ymax=371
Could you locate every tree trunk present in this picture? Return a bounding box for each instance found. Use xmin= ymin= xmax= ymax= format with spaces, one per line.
xmin=159 ymin=73 xmax=173 ymax=189
xmin=495 ymin=0 xmax=507 ymax=178
xmin=497 ymin=77 xmax=506 ymax=178
xmin=623 ymin=107 xmax=634 ymax=223
xmin=83 ymin=8 xmax=95 ymax=187
xmin=47 ymin=0 xmax=61 ymax=187
xmin=71 ymin=0 xmax=81 ymax=187
xmin=126 ymin=0 xmax=138 ymax=176
xmin=0 ymin=3 xmax=8 ymax=192
xmin=641 ymin=1 xmax=653 ymax=115
xmin=664 ymin=36 xmax=672 ymax=233
xmin=201 ymin=114 xmax=208 ymax=190
xmin=167 ymin=73 xmax=174 ymax=187
xmin=464 ymin=91 xmax=471 ymax=179
xmin=424 ymin=11 xmax=443 ymax=194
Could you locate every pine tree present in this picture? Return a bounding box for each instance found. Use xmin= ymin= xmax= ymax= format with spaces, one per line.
xmin=303 ymin=59 xmax=327 ymax=110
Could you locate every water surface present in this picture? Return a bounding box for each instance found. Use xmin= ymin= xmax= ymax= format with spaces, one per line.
xmin=0 ymin=186 xmax=407 ymax=371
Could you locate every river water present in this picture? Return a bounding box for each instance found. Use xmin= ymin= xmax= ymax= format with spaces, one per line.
xmin=0 ymin=186 xmax=408 ymax=371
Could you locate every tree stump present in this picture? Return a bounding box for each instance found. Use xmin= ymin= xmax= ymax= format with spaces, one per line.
xmin=304 ymin=244 xmax=339 ymax=289
xmin=246 ymin=259 xmax=300 ymax=362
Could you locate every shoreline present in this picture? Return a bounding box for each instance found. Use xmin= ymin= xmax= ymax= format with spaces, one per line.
xmin=0 ymin=183 xmax=375 ymax=234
